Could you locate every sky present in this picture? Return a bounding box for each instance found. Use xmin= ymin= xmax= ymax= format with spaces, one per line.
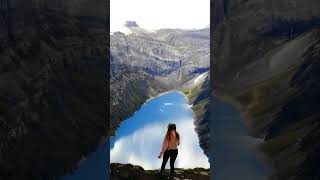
xmin=110 ymin=0 xmax=210 ymax=32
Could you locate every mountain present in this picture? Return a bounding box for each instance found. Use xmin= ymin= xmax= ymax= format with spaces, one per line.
xmin=211 ymin=0 xmax=320 ymax=179
xmin=0 ymin=1 xmax=107 ymax=179
xmin=114 ymin=21 xmax=150 ymax=35
xmin=110 ymin=22 xmax=210 ymax=149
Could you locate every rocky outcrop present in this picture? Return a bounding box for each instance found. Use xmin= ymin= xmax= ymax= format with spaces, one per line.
xmin=184 ymin=72 xmax=210 ymax=157
xmin=0 ymin=3 xmax=106 ymax=179
xmin=110 ymin=163 xmax=209 ymax=180
xmin=212 ymin=0 xmax=320 ymax=179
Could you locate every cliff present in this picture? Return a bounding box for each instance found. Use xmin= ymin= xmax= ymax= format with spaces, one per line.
xmin=0 ymin=2 xmax=107 ymax=179
xmin=212 ymin=0 xmax=320 ymax=179
xmin=183 ymin=72 xmax=210 ymax=157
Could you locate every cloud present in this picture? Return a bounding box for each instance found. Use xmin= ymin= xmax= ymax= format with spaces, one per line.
xmin=174 ymin=120 xmax=209 ymax=169
xmin=164 ymin=103 xmax=174 ymax=106
xmin=110 ymin=119 xmax=209 ymax=170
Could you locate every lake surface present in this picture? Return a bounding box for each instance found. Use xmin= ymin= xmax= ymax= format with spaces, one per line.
xmin=110 ymin=91 xmax=209 ymax=170
xmin=60 ymin=141 xmax=109 ymax=180
xmin=210 ymin=96 xmax=268 ymax=180
xmin=61 ymin=91 xmax=209 ymax=180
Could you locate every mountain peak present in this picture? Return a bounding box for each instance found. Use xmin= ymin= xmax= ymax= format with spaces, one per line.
xmin=124 ymin=21 xmax=139 ymax=28
xmin=120 ymin=21 xmax=149 ymax=35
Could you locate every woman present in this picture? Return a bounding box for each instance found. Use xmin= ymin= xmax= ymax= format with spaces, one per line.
xmin=158 ymin=123 xmax=180 ymax=178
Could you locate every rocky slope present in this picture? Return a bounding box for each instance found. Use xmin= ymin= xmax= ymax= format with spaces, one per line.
xmin=0 ymin=1 xmax=107 ymax=179
xmin=110 ymin=163 xmax=209 ymax=180
xmin=183 ymin=72 xmax=210 ymax=157
xmin=212 ymin=0 xmax=320 ymax=179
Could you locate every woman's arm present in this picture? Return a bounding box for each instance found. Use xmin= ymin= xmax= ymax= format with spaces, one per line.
xmin=158 ymin=136 xmax=168 ymax=158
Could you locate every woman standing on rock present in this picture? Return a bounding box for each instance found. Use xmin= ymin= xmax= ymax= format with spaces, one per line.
xmin=158 ymin=123 xmax=180 ymax=179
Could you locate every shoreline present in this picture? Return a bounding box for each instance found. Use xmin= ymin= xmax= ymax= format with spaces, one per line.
xmin=212 ymin=91 xmax=272 ymax=179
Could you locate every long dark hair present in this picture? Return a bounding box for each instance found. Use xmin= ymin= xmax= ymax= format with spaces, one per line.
xmin=165 ymin=123 xmax=180 ymax=142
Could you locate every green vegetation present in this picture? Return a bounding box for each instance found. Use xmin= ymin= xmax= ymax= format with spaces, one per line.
xmin=259 ymin=131 xmax=301 ymax=157
xmin=259 ymin=132 xmax=301 ymax=179
xmin=192 ymin=99 xmax=209 ymax=120
xmin=276 ymin=150 xmax=308 ymax=179
xmin=259 ymin=115 xmax=319 ymax=157
xmin=236 ymin=68 xmax=297 ymax=123
xmin=183 ymin=80 xmax=210 ymax=121
xmin=184 ymin=84 xmax=202 ymax=101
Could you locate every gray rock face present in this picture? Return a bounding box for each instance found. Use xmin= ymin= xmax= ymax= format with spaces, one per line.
xmin=124 ymin=21 xmax=139 ymax=28
xmin=212 ymin=0 xmax=320 ymax=179
xmin=111 ymin=25 xmax=209 ymax=73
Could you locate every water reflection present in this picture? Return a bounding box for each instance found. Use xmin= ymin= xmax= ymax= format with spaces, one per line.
xmin=110 ymin=91 xmax=209 ymax=170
